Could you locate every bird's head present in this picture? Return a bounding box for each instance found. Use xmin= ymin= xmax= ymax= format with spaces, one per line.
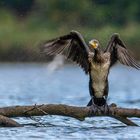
xmin=89 ymin=39 xmax=99 ymax=50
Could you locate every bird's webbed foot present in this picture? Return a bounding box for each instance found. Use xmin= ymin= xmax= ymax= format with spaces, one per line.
xmin=101 ymin=103 xmax=109 ymax=114
xmin=89 ymin=104 xmax=101 ymax=115
xmin=89 ymin=103 xmax=109 ymax=115
xmin=88 ymin=52 xmax=94 ymax=63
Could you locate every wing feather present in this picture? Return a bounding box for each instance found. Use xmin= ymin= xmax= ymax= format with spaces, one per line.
xmin=40 ymin=31 xmax=90 ymax=74
xmin=117 ymin=45 xmax=140 ymax=69
xmin=105 ymin=33 xmax=140 ymax=69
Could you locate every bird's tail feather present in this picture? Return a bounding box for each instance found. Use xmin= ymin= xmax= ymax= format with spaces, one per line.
xmin=87 ymin=97 xmax=106 ymax=106
xmin=87 ymin=99 xmax=93 ymax=106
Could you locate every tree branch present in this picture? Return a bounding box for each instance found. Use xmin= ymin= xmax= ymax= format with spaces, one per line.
xmin=0 ymin=103 xmax=140 ymax=126
xmin=0 ymin=115 xmax=22 ymax=127
xmin=113 ymin=116 xmax=138 ymax=126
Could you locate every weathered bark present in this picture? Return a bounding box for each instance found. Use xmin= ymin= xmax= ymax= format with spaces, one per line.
xmin=0 ymin=103 xmax=140 ymax=127
xmin=0 ymin=115 xmax=22 ymax=127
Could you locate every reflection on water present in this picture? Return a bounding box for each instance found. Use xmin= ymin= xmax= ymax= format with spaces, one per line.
xmin=0 ymin=63 xmax=139 ymax=140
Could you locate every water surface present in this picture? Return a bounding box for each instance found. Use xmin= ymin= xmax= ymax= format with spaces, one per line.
xmin=0 ymin=63 xmax=140 ymax=140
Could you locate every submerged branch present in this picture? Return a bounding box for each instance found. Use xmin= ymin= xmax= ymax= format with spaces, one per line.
xmin=113 ymin=116 xmax=138 ymax=126
xmin=0 ymin=103 xmax=140 ymax=126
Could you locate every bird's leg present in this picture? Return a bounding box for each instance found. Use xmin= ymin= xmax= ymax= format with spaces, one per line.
xmin=100 ymin=96 xmax=109 ymax=114
xmin=89 ymin=98 xmax=99 ymax=114
xmin=88 ymin=52 xmax=94 ymax=63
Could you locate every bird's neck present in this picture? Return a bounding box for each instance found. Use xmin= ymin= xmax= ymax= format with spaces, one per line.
xmin=94 ymin=48 xmax=100 ymax=54
xmin=94 ymin=48 xmax=101 ymax=62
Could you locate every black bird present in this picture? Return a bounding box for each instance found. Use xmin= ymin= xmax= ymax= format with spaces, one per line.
xmin=40 ymin=30 xmax=140 ymax=109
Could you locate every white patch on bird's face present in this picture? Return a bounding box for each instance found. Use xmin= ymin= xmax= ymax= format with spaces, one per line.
xmin=90 ymin=53 xmax=110 ymax=98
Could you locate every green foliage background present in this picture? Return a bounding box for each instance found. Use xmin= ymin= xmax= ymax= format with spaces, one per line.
xmin=0 ymin=0 xmax=140 ymax=61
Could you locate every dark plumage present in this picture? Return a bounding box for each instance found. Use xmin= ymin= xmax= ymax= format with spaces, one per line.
xmin=40 ymin=30 xmax=140 ymax=107
xmin=105 ymin=33 xmax=140 ymax=69
xmin=40 ymin=31 xmax=90 ymax=74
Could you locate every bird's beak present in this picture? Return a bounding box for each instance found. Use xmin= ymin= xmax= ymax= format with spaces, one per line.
xmin=89 ymin=41 xmax=98 ymax=49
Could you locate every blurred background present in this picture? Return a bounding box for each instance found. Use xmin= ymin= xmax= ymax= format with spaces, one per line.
xmin=0 ymin=1 xmax=140 ymax=139
xmin=0 ymin=0 xmax=140 ymax=61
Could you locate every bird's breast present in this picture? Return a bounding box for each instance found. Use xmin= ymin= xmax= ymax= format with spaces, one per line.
xmin=90 ymin=53 xmax=110 ymax=98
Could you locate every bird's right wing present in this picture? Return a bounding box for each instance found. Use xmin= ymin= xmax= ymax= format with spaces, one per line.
xmin=40 ymin=30 xmax=91 ymax=74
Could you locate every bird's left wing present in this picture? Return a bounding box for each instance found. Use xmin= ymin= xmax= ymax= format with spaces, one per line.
xmin=40 ymin=30 xmax=90 ymax=74
xmin=105 ymin=33 xmax=140 ymax=69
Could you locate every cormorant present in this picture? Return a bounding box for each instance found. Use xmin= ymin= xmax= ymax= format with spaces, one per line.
xmin=40 ymin=30 xmax=140 ymax=109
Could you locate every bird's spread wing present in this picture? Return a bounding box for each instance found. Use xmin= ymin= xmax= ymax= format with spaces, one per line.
xmin=40 ymin=30 xmax=90 ymax=74
xmin=105 ymin=33 xmax=140 ymax=69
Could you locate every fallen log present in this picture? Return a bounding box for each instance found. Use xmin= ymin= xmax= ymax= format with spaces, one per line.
xmin=0 ymin=103 xmax=140 ymax=127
